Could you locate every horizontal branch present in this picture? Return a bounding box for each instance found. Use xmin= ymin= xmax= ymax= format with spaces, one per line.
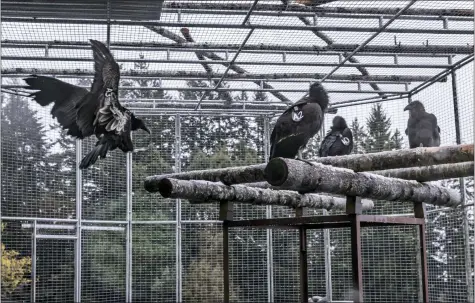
xmin=265 ymin=158 xmax=462 ymax=207
xmin=2 ymin=40 xmax=472 ymax=55
xmin=312 ymin=144 xmax=474 ymax=172
xmin=156 ymin=178 xmax=374 ymax=211
xmin=1 ymin=68 xmax=440 ymax=82
xmin=144 ymin=144 xmax=474 ymax=187
xmin=373 ymin=162 xmax=474 ymax=182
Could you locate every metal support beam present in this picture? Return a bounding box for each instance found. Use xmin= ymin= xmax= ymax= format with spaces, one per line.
xmin=31 ymin=220 xmax=37 ymax=303
xmin=174 ymin=115 xmax=183 ymax=303
xmin=3 ymin=84 xmax=408 ymax=95
xmin=263 ymin=117 xmax=275 ymax=303
xmin=0 ymin=68 xmax=440 ymax=82
xmin=0 ymin=56 xmax=453 ymax=69
xmin=195 ymin=0 xmax=259 ymax=109
xmin=125 ymin=151 xmax=133 ymax=303
xmin=296 ymin=208 xmax=309 ymax=303
xmin=2 ymin=18 xmax=472 ymax=35
xmin=74 ymin=139 xmax=82 ymax=303
xmin=321 ymin=0 xmax=417 ymax=82
xmin=220 ymin=201 xmax=233 ymax=303
xmin=2 ymin=40 xmax=472 ymax=56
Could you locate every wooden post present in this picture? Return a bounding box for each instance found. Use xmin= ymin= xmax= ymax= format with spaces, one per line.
xmin=220 ymin=201 xmax=233 ymax=303
xmin=347 ymin=196 xmax=364 ymax=303
xmin=296 ymin=207 xmax=309 ymax=303
xmin=414 ymin=203 xmax=429 ymax=303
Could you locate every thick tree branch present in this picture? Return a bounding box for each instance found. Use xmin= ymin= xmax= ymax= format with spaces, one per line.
xmin=144 ymin=144 xmax=474 ymax=188
xmin=156 ymin=178 xmax=374 ymax=211
xmin=265 ymin=158 xmax=462 ymax=207
xmin=373 ymin=162 xmax=474 ymax=182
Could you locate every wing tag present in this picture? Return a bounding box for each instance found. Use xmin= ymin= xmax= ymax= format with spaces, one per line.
xmin=292 ymin=110 xmax=304 ymax=122
xmin=341 ymin=136 xmax=350 ymax=146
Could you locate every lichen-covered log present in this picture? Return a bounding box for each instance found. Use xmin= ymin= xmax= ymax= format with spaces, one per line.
xmin=373 ymin=162 xmax=474 ymax=182
xmin=144 ymin=164 xmax=267 ymax=191
xmin=157 ymin=178 xmax=374 ymax=211
xmin=265 ymin=158 xmax=462 ymax=207
xmin=312 ymin=144 xmax=473 ymax=172
xmin=144 ymin=144 xmax=473 ymax=189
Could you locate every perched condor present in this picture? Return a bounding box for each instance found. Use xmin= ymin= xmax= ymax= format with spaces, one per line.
xmin=318 ymin=115 xmax=353 ymax=157
xmin=24 ymin=39 xmax=150 ymax=169
xmin=404 ymin=100 xmax=440 ymax=148
xmin=269 ymin=82 xmax=329 ymax=163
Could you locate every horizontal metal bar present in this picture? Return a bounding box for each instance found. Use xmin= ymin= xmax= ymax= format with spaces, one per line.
xmin=0 ymin=68 xmax=440 ymax=82
xmin=359 ymin=215 xmax=425 ymax=226
xmin=79 ymin=220 xmax=127 ymax=224
xmin=159 ymin=7 xmax=474 ymax=22
xmin=227 ymin=215 xmax=352 ymax=227
xmin=36 ymin=235 xmax=77 ymax=240
xmin=4 ymin=84 xmax=408 ymax=94
xmin=1 ymin=74 xmax=412 ymax=85
xmin=81 ymin=226 xmax=125 ymax=231
xmin=1 ymin=56 xmax=451 ymax=69
xmin=2 ymin=3 xmax=472 ymax=17
xmin=1 ymin=216 xmax=78 ymax=222
xmin=3 ymin=2 xmax=473 ymax=21
xmin=2 ymin=18 xmax=472 ymax=35
xmin=2 ymin=40 xmax=471 ymax=56
xmin=22 ymin=223 xmax=75 ymax=230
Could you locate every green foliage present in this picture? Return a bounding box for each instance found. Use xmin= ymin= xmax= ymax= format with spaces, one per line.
xmin=1 ymin=224 xmax=32 ymax=295
xmin=183 ymin=230 xmax=240 ymax=302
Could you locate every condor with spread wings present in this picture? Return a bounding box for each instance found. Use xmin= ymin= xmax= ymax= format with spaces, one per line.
xmin=269 ymin=82 xmax=329 ymax=162
xmin=24 ymin=39 xmax=150 ymax=169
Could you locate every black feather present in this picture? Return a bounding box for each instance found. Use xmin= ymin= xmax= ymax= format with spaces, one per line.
xmin=269 ymin=82 xmax=329 ymax=161
xmin=318 ymin=116 xmax=353 ymax=157
xmin=404 ymin=101 xmax=440 ymax=148
xmin=23 ymin=75 xmax=90 ymax=138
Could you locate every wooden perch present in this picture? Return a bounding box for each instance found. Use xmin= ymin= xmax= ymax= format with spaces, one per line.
xmin=373 ymin=161 xmax=474 ymax=182
xmin=156 ymin=178 xmax=374 ymax=211
xmin=144 ymin=164 xmax=267 ymax=192
xmin=312 ymin=144 xmax=473 ymax=172
xmin=265 ymin=158 xmax=462 ymax=207
xmin=144 ymin=145 xmax=474 ymax=189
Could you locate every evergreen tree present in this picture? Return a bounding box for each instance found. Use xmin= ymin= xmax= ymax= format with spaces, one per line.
xmin=350 ymin=117 xmax=367 ymax=154
xmin=364 ymin=103 xmax=392 ymax=153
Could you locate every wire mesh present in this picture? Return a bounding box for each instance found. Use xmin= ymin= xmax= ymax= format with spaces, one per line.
xmin=1 ymin=0 xmax=474 ymax=302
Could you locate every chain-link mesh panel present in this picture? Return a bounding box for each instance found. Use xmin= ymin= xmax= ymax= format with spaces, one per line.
xmin=1 ymin=0 xmax=474 ymax=302
xmin=81 ymin=230 xmax=126 ymax=302
xmin=132 ymin=224 xmax=176 ymax=302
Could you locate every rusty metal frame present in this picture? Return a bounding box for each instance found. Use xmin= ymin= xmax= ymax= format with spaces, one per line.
xmin=219 ymin=196 xmax=429 ymax=303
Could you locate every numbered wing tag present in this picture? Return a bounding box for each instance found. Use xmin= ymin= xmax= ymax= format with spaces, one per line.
xmin=340 ymin=136 xmax=351 ymax=146
xmin=292 ymin=107 xmax=304 ymax=122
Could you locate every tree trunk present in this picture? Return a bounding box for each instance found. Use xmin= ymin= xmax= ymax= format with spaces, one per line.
xmin=156 ymin=178 xmax=374 ymax=211
xmin=373 ymin=161 xmax=473 ymax=182
xmin=144 ymin=144 xmax=473 ymax=190
xmin=312 ymin=144 xmax=473 ymax=172
xmin=265 ymin=158 xmax=462 ymax=207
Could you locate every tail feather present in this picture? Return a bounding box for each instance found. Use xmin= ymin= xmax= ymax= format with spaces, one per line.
xmin=79 ymin=142 xmax=111 ymax=169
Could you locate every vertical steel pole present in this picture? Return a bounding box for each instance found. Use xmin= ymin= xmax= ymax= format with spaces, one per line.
xmin=74 ymin=139 xmax=82 ymax=303
xmin=449 ymin=59 xmax=474 ymax=302
xmin=0 ymin=74 xmax=3 ymax=303
xmin=175 ymin=115 xmax=183 ymax=303
xmin=126 ymin=151 xmax=133 ymax=302
xmin=263 ymin=116 xmax=274 ymax=303
xmin=106 ymin=0 xmax=111 ymax=48
xmin=31 ymin=220 xmax=37 ymax=303
xmin=321 ymin=119 xmax=333 ymax=302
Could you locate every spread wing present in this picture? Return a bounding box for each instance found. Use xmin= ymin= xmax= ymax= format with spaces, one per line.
xmin=24 ymin=75 xmax=90 ymax=138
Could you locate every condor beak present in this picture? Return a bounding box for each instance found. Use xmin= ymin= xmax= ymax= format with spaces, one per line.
xmin=141 ymin=125 xmax=151 ymax=134
xmin=403 ymin=104 xmax=411 ymax=111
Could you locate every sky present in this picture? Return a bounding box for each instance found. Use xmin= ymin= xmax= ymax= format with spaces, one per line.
xmin=1 ymin=0 xmax=473 ymax=150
